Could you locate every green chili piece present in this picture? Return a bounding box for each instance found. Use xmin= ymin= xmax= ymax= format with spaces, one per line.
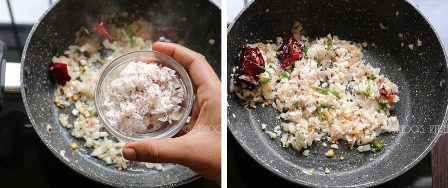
xmin=131 ymin=38 xmax=136 ymax=48
xmin=256 ymin=77 xmax=272 ymax=90
xmin=297 ymin=132 xmax=307 ymax=149
xmin=126 ymin=25 xmax=133 ymax=38
xmin=366 ymin=74 xmax=376 ymax=97
xmin=327 ymin=36 xmax=333 ymax=49
xmin=370 ymin=139 xmax=384 ymax=152
xmin=317 ymin=106 xmax=322 ymax=118
xmin=322 ymin=104 xmax=333 ymax=110
xmin=367 ymin=85 xmax=371 ymax=97
xmin=54 ymin=47 xmax=60 ymax=57
xmin=126 ymin=25 xmax=136 ymax=47
xmin=377 ymin=100 xmax=388 ymax=115
xmin=279 ymin=72 xmax=289 ymax=79
xmin=304 ymin=45 xmax=309 ymax=58
xmin=311 ymin=86 xmax=329 ymax=95
xmin=331 ymin=91 xmax=340 ymax=100
xmin=291 ymin=102 xmax=299 ymax=110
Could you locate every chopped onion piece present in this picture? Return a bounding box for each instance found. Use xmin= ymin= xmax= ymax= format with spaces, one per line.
xmin=109 ymin=148 xmax=117 ymax=159
xmin=358 ymin=145 xmax=371 ymax=152
xmin=60 ymin=150 xmax=70 ymax=161
xmin=91 ymin=146 xmax=103 ymax=156
xmin=84 ymin=110 xmax=90 ymax=117
xmin=104 ymin=156 xmax=112 ymax=164
xmin=116 ymin=142 xmax=126 ymax=148
xmin=155 ymin=164 xmax=163 ymax=171
xmin=91 ymin=131 xmax=100 ymax=139
xmin=145 ymin=163 xmax=156 ymax=169
xmin=85 ymin=138 xmax=93 ymax=147
xmin=104 ymin=137 xmax=112 ymax=149
xmin=99 ymin=132 xmax=109 ymax=137
xmin=122 ymin=159 xmax=128 ymax=169
xmin=72 ymin=109 xmax=79 ymax=116
xmin=74 ymin=130 xmax=83 ymax=138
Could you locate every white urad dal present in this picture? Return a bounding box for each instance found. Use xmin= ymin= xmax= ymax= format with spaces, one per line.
xmin=104 ymin=61 xmax=183 ymax=133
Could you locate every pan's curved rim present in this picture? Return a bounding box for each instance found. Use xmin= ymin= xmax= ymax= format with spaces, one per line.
xmin=226 ymin=0 xmax=448 ymax=187
xmin=209 ymin=0 xmax=221 ymax=9
xmin=226 ymin=0 xmax=250 ymax=34
xmin=18 ymin=0 xmax=221 ymax=187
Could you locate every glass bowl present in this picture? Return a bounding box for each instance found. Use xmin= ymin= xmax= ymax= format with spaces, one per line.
xmin=94 ymin=50 xmax=193 ymax=142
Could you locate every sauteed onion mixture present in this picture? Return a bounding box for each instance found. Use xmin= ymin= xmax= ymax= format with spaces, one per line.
xmin=230 ymin=22 xmax=399 ymax=155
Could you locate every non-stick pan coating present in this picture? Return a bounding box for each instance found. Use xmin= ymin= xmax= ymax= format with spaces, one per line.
xmin=227 ymin=0 xmax=447 ymax=187
xmin=21 ymin=0 xmax=220 ymax=187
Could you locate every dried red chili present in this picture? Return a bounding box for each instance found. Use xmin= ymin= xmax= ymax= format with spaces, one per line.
xmin=239 ymin=45 xmax=265 ymax=77
xmin=233 ymin=45 xmax=266 ymax=91
xmin=50 ymin=63 xmax=71 ymax=85
xmin=88 ymin=18 xmax=112 ymax=42
xmin=279 ymin=36 xmax=303 ymax=69
xmin=380 ymin=88 xmax=396 ymax=99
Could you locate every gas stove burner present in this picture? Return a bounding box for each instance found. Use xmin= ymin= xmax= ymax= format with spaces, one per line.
xmin=0 ymin=110 xmax=27 ymax=169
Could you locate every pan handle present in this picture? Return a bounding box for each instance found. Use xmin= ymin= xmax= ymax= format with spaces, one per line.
xmin=0 ymin=41 xmax=6 ymax=111
xmin=0 ymin=41 xmax=21 ymax=111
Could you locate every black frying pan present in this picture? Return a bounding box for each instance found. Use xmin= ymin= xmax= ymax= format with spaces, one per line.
xmin=227 ymin=0 xmax=447 ymax=187
xmin=8 ymin=0 xmax=221 ymax=187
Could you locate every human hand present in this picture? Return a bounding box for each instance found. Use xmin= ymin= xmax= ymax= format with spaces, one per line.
xmin=123 ymin=42 xmax=221 ymax=185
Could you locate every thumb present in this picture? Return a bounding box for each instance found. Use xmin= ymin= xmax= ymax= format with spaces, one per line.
xmin=122 ymin=136 xmax=192 ymax=164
